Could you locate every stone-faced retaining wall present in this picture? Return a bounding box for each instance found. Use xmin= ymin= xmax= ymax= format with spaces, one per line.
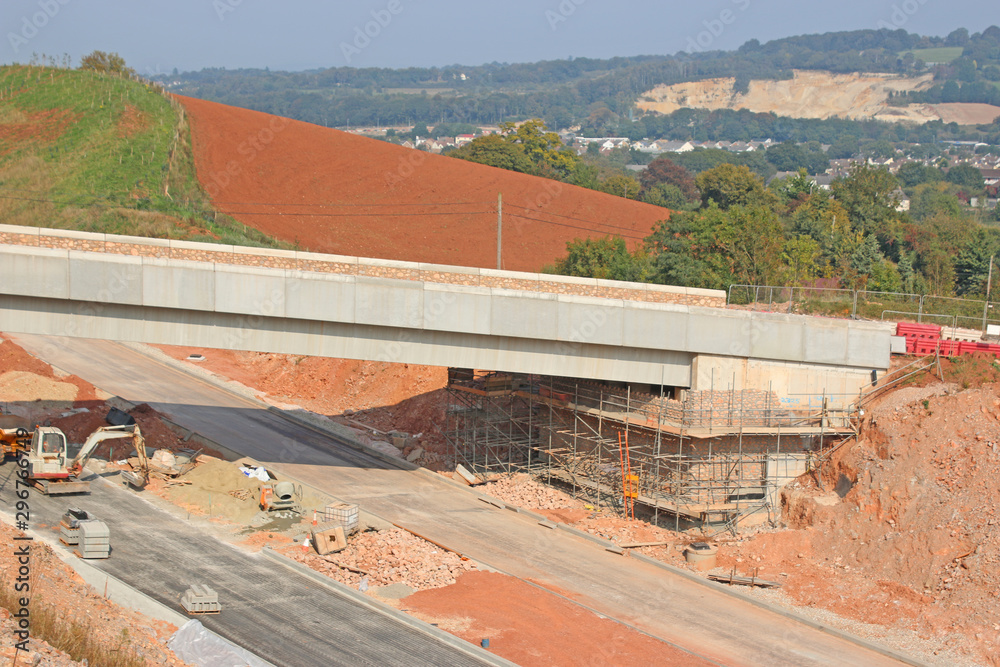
xmin=0 ymin=225 xmax=726 ymax=308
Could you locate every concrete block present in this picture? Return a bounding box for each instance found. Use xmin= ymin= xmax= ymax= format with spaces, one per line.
xmin=490 ymin=290 xmax=558 ymax=339
xmin=354 ymin=276 xmax=424 ymax=328
xmin=213 ymin=265 xmax=287 ymax=318
xmin=557 ymin=297 xmax=624 ymax=347
xmin=803 ymin=320 xmax=850 ymax=365
xmin=68 ymin=253 xmax=143 ymax=305
xmin=142 ymin=258 xmax=215 ymax=311
xmin=285 ymin=272 xmax=355 ymax=323
xmin=622 ymin=301 xmax=690 ymax=350
xmin=749 ymin=314 xmax=804 ymax=362
xmin=312 ymin=524 xmax=347 ymax=555
xmin=0 ymin=245 xmax=69 ymax=299
xmin=180 ymin=585 xmax=221 ymax=614
xmin=422 ymin=284 xmax=491 ymax=335
xmin=687 ymin=308 xmax=752 ymax=356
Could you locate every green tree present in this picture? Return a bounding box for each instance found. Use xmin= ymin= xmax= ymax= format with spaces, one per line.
xmin=548 ymin=236 xmax=651 ymax=282
xmin=599 ymin=174 xmax=641 ymax=200
xmin=639 ymin=157 xmax=698 ymax=201
xmin=695 ymin=164 xmax=773 ymax=210
xmin=499 ymin=119 xmax=580 ymax=178
xmin=831 ymin=164 xmax=901 ymax=242
xmin=642 ymin=183 xmax=691 ymax=210
xmin=954 ymin=228 xmax=1000 ymax=295
xmin=783 ymin=235 xmax=821 ymax=285
xmin=897 ymin=162 xmax=942 ymax=188
xmin=946 ymin=164 xmax=985 ymax=191
xmin=449 ymin=134 xmax=535 ymax=173
xmin=79 ymin=50 xmax=135 ymax=76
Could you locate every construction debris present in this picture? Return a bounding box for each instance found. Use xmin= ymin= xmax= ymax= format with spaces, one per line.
xmin=708 ymin=571 xmax=781 ymax=589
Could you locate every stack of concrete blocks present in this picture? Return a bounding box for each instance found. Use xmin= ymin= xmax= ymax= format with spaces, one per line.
xmin=77 ymin=520 xmax=110 ymax=559
xmin=59 ymin=508 xmax=89 ymax=546
xmin=181 ymin=585 xmax=221 ymax=615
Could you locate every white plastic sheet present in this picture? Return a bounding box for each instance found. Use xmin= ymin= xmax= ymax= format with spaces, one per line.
xmin=168 ymin=619 xmax=273 ymax=667
xmin=238 ymin=466 xmax=269 ymax=481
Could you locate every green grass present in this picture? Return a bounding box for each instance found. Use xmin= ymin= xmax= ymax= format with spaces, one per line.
xmin=899 ymin=47 xmax=964 ymax=64
xmin=0 ymin=65 xmax=288 ymax=248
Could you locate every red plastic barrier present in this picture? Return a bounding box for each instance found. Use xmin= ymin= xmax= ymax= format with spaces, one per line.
xmin=895 ymin=322 xmax=942 ymax=340
xmin=936 ymin=339 xmax=960 ymax=357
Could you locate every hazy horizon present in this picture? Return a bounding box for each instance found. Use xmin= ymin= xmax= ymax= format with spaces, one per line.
xmin=0 ymin=1 xmax=994 ymax=76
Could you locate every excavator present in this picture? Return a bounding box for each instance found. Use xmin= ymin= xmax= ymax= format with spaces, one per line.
xmin=1 ymin=423 xmax=147 ymax=495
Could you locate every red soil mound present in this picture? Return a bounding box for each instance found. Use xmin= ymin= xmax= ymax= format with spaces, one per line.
xmin=178 ymin=96 xmax=671 ymax=272
xmin=402 ymin=571 xmax=710 ymax=667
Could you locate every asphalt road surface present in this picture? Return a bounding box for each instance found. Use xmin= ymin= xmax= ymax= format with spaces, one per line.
xmin=9 ymin=334 xmax=917 ymax=667
xmin=0 ymin=464 xmax=501 ymax=667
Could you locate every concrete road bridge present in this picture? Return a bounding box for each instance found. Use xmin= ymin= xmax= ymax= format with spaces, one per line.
xmin=0 ymin=225 xmax=890 ymax=410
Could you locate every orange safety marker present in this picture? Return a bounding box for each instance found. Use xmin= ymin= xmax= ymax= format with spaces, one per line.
xmin=312 ymin=510 xmax=318 ymax=527
xmin=302 ymin=537 xmax=310 ymax=555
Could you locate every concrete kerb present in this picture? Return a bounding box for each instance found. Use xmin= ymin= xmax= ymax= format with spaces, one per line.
xmin=109 ymin=342 xmax=918 ymax=664
xmin=0 ymin=508 xmax=276 ymax=667
xmin=260 ymin=547 xmax=517 ymax=667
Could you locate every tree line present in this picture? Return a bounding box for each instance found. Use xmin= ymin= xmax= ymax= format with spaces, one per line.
xmin=545 ymin=160 xmax=998 ymax=302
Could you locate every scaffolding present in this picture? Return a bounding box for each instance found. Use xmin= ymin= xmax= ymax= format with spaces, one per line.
xmin=446 ymin=370 xmax=853 ymax=532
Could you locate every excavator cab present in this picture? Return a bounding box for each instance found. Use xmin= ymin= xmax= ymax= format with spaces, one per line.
xmin=28 ymin=427 xmax=70 ymax=479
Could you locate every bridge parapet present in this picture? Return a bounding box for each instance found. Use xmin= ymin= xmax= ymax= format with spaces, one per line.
xmin=0 ymin=225 xmax=724 ymax=308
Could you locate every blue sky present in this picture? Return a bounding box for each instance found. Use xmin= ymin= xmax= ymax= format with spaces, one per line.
xmin=0 ymin=0 xmax=992 ymax=74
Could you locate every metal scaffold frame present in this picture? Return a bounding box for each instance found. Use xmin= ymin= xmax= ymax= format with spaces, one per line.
xmin=444 ymin=370 xmax=847 ymax=532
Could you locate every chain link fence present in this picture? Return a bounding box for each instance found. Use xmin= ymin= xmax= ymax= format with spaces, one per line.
xmin=728 ymin=285 xmax=1000 ymax=333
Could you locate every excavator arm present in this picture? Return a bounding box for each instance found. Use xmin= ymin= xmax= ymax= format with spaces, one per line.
xmin=69 ymin=424 xmax=144 ymax=476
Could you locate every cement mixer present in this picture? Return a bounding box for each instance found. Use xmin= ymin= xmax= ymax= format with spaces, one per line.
xmin=259 ymin=480 xmax=302 ymax=514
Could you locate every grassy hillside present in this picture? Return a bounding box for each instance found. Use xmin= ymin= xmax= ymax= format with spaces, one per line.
xmin=0 ymin=65 xmax=285 ymax=247
xmin=898 ymin=47 xmax=964 ymax=64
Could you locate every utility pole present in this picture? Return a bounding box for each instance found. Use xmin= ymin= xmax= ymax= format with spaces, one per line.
xmin=497 ymin=192 xmax=503 ymax=270
xmin=983 ymin=254 xmax=995 ymax=333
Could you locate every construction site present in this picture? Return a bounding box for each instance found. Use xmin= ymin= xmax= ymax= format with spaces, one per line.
xmin=445 ymin=369 xmax=856 ymax=532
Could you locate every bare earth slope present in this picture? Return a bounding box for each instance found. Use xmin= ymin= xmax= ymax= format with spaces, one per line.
xmin=179 ymin=96 xmax=671 ymax=272
xmin=638 ymin=70 xmax=941 ymax=122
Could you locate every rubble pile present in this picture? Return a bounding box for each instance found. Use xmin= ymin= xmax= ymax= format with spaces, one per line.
xmin=480 ymin=473 xmax=581 ymax=510
xmin=284 ymin=529 xmax=476 ymax=592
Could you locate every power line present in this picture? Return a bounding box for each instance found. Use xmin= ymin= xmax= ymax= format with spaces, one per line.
xmin=504 ymin=202 xmax=662 ymax=234
xmin=504 ymin=211 xmax=648 ymax=241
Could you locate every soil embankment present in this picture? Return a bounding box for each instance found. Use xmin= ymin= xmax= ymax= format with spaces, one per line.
xmin=179 ymin=96 xmax=671 ymax=273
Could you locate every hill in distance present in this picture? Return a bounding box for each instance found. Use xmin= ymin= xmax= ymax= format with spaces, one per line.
xmin=0 ymin=65 xmax=282 ymax=248
xmin=180 ymin=95 xmax=671 ymax=272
